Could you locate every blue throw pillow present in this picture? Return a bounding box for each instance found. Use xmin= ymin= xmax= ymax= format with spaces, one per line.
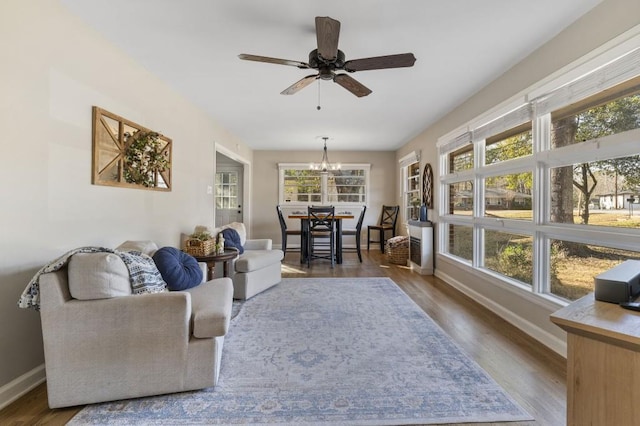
xmin=152 ymin=247 xmax=203 ymax=291
xmin=221 ymin=228 xmax=244 ymax=254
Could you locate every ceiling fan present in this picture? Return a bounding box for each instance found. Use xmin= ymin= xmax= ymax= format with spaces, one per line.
xmin=238 ymin=16 xmax=416 ymax=98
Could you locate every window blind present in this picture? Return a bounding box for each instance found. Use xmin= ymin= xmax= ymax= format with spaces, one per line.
xmin=533 ymin=47 xmax=640 ymax=115
xmin=438 ymin=131 xmax=472 ymax=154
xmin=473 ymin=104 xmax=533 ymax=141
xmin=399 ymin=150 xmax=420 ymax=167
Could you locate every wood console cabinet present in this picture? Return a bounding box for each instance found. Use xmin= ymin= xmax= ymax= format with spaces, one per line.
xmin=551 ymin=293 xmax=640 ymax=426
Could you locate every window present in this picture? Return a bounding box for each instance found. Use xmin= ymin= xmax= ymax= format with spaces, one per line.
xmin=549 ymin=157 xmax=640 ymax=227
xmin=549 ymin=84 xmax=640 ymax=228
xmin=483 ymin=231 xmax=533 ymax=286
xmin=450 ymin=146 xmax=473 ymax=172
xmin=328 ymin=167 xmax=367 ymax=203
xmin=484 ymin=172 xmax=533 ymax=219
xmin=405 ymin=161 xmax=420 ymax=220
xmin=278 ymin=163 xmax=370 ymax=206
xmin=282 ymin=169 xmax=321 ymax=204
xmin=438 ymin=45 xmax=640 ymax=303
xmin=449 ymin=181 xmax=473 ymax=215
xmin=485 ymin=127 xmax=532 ymax=165
xmin=446 ymin=224 xmax=473 ymax=262
xmin=400 ymin=151 xmax=420 ymax=223
xmin=215 ymin=171 xmax=238 ymax=209
xmin=549 ymin=240 xmax=640 ymax=300
xmin=550 ymin=78 xmax=640 ymax=148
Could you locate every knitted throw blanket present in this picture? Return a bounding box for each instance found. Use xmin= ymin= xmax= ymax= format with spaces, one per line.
xmin=18 ymin=246 xmax=167 ymax=311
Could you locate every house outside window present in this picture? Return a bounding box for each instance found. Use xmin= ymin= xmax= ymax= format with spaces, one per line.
xmin=278 ymin=163 xmax=370 ymax=206
xmin=438 ymin=47 xmax=640 ymax=304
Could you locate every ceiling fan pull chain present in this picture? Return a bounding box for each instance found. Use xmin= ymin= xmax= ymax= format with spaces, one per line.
xmin=317 ymin=80 xmax=322 ymax=110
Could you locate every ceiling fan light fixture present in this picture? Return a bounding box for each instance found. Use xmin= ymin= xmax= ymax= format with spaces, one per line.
xmin=318 ymin=68 xmax=334 ymax=80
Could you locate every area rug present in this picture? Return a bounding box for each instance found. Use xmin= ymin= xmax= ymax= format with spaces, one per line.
xmin=69 ymin=277 xmax=532 ymax=425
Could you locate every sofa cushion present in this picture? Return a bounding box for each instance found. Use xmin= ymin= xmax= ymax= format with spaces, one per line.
xmin=221 ymin=228 xmax=244 ymax=254
xmin=152 ymin=247 xmax=203 ymax=291
xmin=68 ymin=253 xmax=132 ymax=300
xmin=185 ymin=277 xmax=233 ymax=338
xmin=116 ymin=240 xmax=159 ymax=257
xmin=235 ymin=249 xmax=284 ymax=273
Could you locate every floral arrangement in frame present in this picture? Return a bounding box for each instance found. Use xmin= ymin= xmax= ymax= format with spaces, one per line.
xmin=92 ymin=106 xmax=172 ymax=191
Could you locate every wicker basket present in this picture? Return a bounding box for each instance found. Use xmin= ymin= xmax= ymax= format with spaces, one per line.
xmin=386 ymin=236 xmax=409 ymax=265
xmin=183 ymin=238 xmax=215 ymax=256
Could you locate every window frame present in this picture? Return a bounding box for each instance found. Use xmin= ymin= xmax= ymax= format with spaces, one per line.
xmin=437 ymin=40 xmax=640 ymax=306
xmin=215 ymin=170 xmax=238 ymax=209
xmin=399 ymin=151 xmax=421 ymax=225
xmin=278 ymin=163 xmax=371 ymax=207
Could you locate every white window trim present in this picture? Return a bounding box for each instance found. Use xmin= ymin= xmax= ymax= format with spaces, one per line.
xmin=399 ymin=151 xmax=421 ymax=225
xmin=437 ymin=26 xmax=640 ymax=306
xmin=278 ymin=163 xmax=371 ymax=207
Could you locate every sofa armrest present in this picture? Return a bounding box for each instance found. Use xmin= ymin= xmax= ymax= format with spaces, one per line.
xmin=244 ymin=239 xmax=272 ymax=250
xmin=184 ymin=278 xmax=233 ymax=338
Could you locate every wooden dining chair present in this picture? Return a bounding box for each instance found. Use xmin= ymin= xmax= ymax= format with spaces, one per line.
xmin=307 ymin=205 xmax=336 ymax=268
xmin=276 ymin=205 xmax=301 ymax=255
xmin=341 ymin=205 xmax=367 ymax=262
xmin=367 ymin=205 xmax=400 ymax=252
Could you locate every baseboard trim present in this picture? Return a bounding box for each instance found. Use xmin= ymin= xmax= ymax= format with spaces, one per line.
xmin=0 ymin=364 xmax=46 ymax=410
xmin=435 ymin=270 xmax=567 ymax=358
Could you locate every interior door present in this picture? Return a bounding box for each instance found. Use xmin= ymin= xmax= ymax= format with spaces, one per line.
xmin=215 ymin=165 xmax=243 ymax=227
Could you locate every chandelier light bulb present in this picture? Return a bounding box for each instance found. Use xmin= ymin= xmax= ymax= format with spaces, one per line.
xmin=309 ymin=137 xmax=340 ymax=173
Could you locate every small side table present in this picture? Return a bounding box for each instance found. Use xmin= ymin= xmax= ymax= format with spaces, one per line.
xmin=193 ymin=248 xmax=239 ymax=280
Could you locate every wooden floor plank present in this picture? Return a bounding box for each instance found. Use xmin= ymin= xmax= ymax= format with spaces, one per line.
xmin=0 ymin=249 xmax=566 ymax=425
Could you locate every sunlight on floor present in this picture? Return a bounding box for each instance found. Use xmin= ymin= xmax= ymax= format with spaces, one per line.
xmin=281 ymin=264 xmax=309 ymax=275
xmin=379 ymin=264 xmax=413 ymax=271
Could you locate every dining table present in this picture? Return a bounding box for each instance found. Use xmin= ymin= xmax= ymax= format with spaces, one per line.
xmin=288 ymin=212 xmax=355 ymax=264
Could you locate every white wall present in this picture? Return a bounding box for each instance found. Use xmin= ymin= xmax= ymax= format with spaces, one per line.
xmin=0 ymin=0 xmax=252 ymax=403
xmin=396 ymin=0 xmax=640 ymax=355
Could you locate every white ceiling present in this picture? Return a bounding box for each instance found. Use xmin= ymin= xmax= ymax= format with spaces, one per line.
xmin=61 ymin=0 xmax=601 ymax=152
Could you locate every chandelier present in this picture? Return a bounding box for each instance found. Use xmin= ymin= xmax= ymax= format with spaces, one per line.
xmin=310 ymin=137 xmax=340 ymax=174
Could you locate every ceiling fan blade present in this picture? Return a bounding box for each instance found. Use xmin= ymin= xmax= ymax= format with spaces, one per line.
xmin=315 ymin=16 xmax=340 ymax=62
xmin=344 ymin=53 xmax=416 ymax=72
xmin=238 ymin=54 xmax=310 ymax=69
xmin=334 ymin=74 xmax=372 ymax=98
xmin=281 ymin=74 xmax=318 ymax=95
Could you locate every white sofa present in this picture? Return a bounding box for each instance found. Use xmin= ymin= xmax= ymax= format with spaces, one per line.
xmin=191 ymin=223 xmax=284 ymax=300
xmin=213 ymin=237 xmax=284 ymax=299
xmin=38 ymin=242 xmax=233 ymax=408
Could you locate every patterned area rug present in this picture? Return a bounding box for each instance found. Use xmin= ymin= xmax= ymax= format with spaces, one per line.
xmin=70 ymin=277 xmax=532 ymax=425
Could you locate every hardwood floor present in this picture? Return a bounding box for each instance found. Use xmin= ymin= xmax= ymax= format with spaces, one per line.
xmin=0 ymin=249 xmax=567 ymax=425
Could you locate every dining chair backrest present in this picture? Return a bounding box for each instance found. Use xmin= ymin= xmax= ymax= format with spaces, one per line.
xmin=355 ymin=205 xmax=367 ymax=233
xmin=276 ymin=205 xmax=287 ymax=231
xmin=308 ymin=205 xmax=335 ymax=232
xmin=379 ymin=205 xmax=400 ymax=228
